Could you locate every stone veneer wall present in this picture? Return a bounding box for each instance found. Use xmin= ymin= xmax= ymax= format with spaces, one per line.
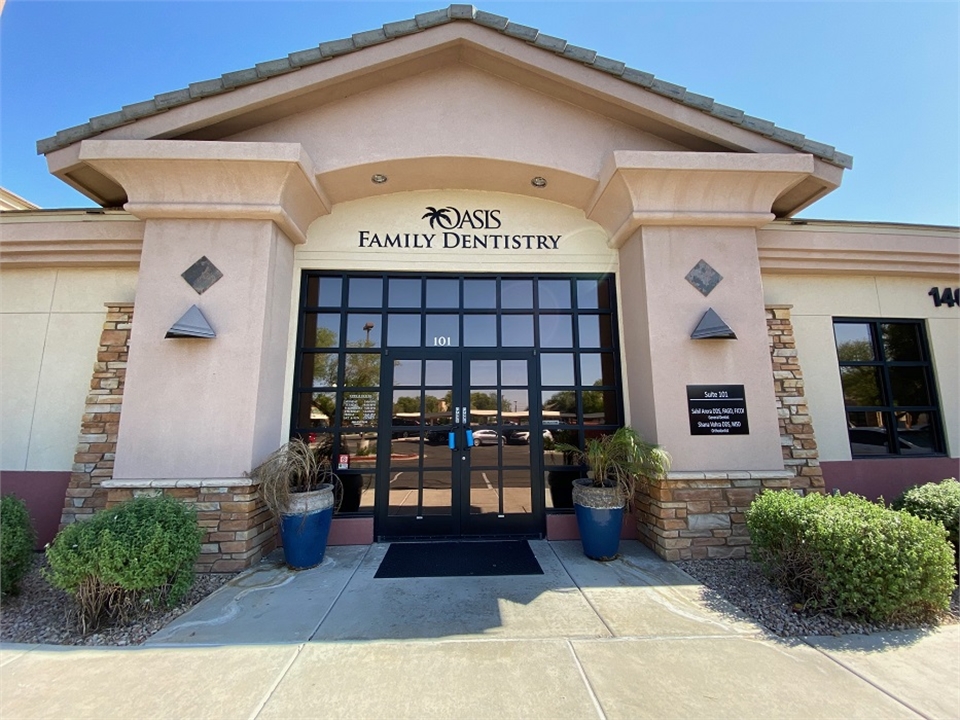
xmin=634 ymin=304 xmax=825 ymax=561
xmin=62 ymin=303 xmax=275 ymax=572
xmin=61 ymin=303 xmax=134 ymax=527
xmin=101 ymin=480 xmax=276 ymax=573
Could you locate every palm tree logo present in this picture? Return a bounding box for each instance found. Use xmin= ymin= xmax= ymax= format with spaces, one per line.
xmin=422 ymin=206 xmax=456 ymax=229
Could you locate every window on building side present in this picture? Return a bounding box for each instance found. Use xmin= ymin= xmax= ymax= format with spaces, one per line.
xmin=833 ymin=319 xmax=944 ymax=457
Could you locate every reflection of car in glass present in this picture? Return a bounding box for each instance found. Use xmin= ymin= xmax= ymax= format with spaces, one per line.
xmin=426 ymin=430 xmax=448 ymax=445
xmin=472 ymin=429 xmax=500 ymax=446
xmin=849 ymin=427 xmax=917 ymax=455
xmin=390 ymin=416 xmax=420 ymax=439
xmin=504 ymin=429 xmax=553 ymax=445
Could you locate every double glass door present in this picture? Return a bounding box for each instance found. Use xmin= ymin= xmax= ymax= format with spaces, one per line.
xmin=376 ymin=348 xmax=542 ymax=538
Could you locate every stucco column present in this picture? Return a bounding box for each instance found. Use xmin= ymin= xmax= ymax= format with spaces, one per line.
xmin=77 ymin=140 xmax=329 ymax=481
xmin=588 ymin=152 xmax=814 ymax=471
xmin=618 ymin=224 xmax=783 ymax=470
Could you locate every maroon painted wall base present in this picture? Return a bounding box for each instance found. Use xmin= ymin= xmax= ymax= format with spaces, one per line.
xmin=0 ymin=471 xmax=72 ymax=548
xmin=821 ymin=457 xmax=960 ymax=502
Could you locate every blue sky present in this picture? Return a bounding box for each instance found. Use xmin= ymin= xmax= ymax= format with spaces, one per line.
xmin=1 ymin=1 xmax=957 ymax=225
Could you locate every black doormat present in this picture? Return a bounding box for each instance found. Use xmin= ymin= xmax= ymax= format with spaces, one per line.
xmin=374 ymin=540 xmax=544 ymax=579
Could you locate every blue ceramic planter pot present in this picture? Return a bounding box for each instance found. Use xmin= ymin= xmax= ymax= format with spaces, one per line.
xmin=280 ymin=507 xmax=333 ymax=569
xmin=279 ymin=485 xmax=334 ymax=570
xmin=572 ymin=478 xmax=623 ymax=561
xmin=574 ymin=503 xmax=624 ymax=561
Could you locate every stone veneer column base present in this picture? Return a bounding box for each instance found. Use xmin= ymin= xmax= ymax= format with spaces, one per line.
xmin=61 ymin=303 xmax=133 ymax=528
xmin=635 ymin=304 xmax=828 ymax=562
xmin=635 ymin=471 xmax=796 ymax=561
xmin=100 ymin=479 xmax=276 ymax=573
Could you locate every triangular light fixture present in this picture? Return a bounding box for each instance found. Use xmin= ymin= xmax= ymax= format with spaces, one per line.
xmin=691 ymin=308 xmax=736 ymax=340
xmin=165 ymin=305 xmax=216 ymax=339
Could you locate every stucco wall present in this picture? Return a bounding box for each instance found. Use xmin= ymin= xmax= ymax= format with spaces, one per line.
xmin=762 ymin=273 xmax=960 ymax=462
xmin=0 ymin=267 xmax=137 ymax=472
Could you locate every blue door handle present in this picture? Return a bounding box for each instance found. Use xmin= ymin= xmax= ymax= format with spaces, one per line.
xmin=448 ymin=431 xmax=456 ymax=450
xmin=466 ymin=430 xmax=475 ymax=448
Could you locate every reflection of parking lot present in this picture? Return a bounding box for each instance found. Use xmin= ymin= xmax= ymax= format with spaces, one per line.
xmin=386 ymin=438 xmax=533 ymax=517
xmin=386 ymin=439 xmax=532 ymax=467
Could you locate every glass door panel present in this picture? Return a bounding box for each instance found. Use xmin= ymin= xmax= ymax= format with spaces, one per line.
xmin=461 ymin=352 xmax=537 ymax=536
xmin=377 ymin=349 xmax=540 ymax=539
xmin=381 ymin=353 xmax=458 ymax=536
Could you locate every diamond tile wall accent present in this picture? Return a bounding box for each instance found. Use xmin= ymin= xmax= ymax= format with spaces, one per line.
xmin=181 ymin=256 xmax=223 ymax=294
xmin=685 ymin=259 xmax=723 ymax=296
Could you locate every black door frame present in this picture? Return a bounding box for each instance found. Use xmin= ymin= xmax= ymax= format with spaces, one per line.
xmin=375 ymin=347 xmax=544 ymax=540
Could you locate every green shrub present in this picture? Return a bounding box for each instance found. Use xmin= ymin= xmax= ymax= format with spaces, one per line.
xmin=45 ymin=495 xmax=203 ymax=632
xmin=1 ymin=495 xmax=36 ymax=597
xmin=892 ymin=478 xmax=960 ymax=556
xmin=747 ymin=490 xmax=955 ymax=623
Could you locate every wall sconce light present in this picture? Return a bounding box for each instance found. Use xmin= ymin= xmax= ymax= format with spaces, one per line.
xmin=691 ymin=308 xmax=736 ymax=340
xmin=166 ymin=305 xmax=216 ymax=339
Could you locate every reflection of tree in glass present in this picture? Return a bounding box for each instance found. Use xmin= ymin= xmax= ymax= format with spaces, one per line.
xmin=469 ymin=392 xmax=501 ymax=410
xmin=312 ymin=393 xmax=335 ymax=423
xmin=313 ymin=327 xmax=339 ymax=385
xmin=837 ymin=339 xmax=872 ymax=362
xmin=393 ymin=396 xmax=419 ymax=414
xmin=840 ymin=366 xmax=881 ymax=406
xmin=544 ymin=390 xmax=576 ymax=413
xmin=543 ymin=382 xmax=604 ymax=416
xmin=344 ymin=338 xmax=379 ymax=388
xmin=881 ymin=324 xmax=919 ymax=362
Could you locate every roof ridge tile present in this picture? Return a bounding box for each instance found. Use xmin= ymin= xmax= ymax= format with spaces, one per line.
xmin=474 ymin=10 xmax=509 ymax=30
xmin=288 ymin=47 xmax=325 ymax=68
xmin=532 ymin=33 xmax=567 ymax=54
xmin=415 ymin=9 xmax=451 ymax=29
xmin=34 ymin=3 xmax=852 ymax=169
xmin=353 ymin=28 xmax=389 ymax=48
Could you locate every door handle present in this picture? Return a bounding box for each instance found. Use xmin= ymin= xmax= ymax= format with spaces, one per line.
xmin=466 ymin=429 xmax=475 ymax=448
xmin=448 ymin=431 xmax=456 ymax=450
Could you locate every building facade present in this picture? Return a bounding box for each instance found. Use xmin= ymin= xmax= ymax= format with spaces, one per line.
xmin=2 ymin=6 xmax=957 ymax=568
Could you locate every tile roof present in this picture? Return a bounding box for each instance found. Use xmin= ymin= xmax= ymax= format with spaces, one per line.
xmin=36 ymin=4 xmax=853 ymax=169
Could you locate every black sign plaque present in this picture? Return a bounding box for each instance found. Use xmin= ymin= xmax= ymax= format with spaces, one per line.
xmin=687 ymin=385 xmax=749 ymax=436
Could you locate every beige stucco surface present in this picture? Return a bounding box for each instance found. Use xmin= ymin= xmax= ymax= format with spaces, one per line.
xmin=619 ymin=226 xmax=784 ymax=471
xmin=229 ymin=63 xmax=683 ymax=208
xmin=0 ymin=268 xmax=137 ymax=471
xmin=113 ymin=219 xmax=296 ymax=480
xmin=762 ymin=273 xmax=960 ymax=460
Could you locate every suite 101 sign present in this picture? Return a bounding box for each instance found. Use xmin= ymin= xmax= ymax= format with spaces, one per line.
xmin=687 ymin=385 xmax=749 ymax=436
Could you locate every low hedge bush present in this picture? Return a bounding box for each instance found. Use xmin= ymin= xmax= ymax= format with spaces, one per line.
xmin=746 ymin=490 xmax=955 ymax=624
xmin=45 ymin=495 xmax=203 ymax=632
xmin=1 ymin=495 xmax=36 ymax=598
xmin=892 ymin=478 xmax=960 ymax=557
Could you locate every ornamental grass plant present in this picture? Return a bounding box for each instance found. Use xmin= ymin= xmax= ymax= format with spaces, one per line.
xmin=747 ymin=490 xmax=955 ymax=624
xmin=247 ymin=437 xmax=340 ymax=518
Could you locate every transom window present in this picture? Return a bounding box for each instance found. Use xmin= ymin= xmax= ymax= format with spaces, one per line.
xmin=833 ymin=319 xmax=944 ymax=457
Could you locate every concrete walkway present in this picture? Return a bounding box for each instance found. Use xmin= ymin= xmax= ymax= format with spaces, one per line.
xmin=2 ymin=541 xmax=958 ymax=719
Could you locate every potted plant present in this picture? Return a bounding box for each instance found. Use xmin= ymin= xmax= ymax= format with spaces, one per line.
xmin=248 ymin=437 xmax=339 ymax=569
xmin=557 ymin=426 xmax=671 ymax=561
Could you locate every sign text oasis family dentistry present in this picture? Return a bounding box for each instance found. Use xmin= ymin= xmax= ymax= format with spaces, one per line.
xmin=357 ymin=206 xmax=562 ymax=251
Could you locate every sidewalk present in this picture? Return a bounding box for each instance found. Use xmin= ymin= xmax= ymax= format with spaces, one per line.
xmin=2 ymin=541 xmax=958 ymax=719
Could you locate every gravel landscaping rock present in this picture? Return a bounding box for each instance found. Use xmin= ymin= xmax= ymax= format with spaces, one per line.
xmin=677 ymin=557 xmax=959 ymax=637
xmin=0 ymin=555 xmax=233 ymax=646
xmin=3 ymin=552 xmax=955 ymax=645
